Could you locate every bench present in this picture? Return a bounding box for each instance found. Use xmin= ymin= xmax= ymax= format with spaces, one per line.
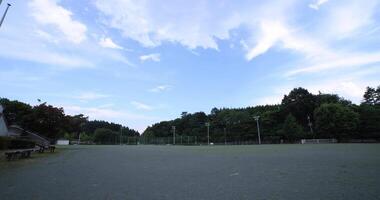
xmin=4 ymin=149 xmax=35 ymax=161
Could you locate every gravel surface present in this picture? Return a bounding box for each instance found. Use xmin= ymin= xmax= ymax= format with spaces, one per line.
xmin=1 ymin=144 xmax=380 ymax=200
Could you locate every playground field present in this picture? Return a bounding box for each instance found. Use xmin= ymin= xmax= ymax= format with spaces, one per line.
xmin=1 ymin=144 xmax=380 ymax=200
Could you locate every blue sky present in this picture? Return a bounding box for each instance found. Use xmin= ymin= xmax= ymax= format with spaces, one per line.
xmin=0 ymin=0 xmax=379 ymax=132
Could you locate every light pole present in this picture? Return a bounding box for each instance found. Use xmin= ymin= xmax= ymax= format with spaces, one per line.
xmin=0 ymin=3 xmax=11 ymax=29
xmin=172 ymin=126 xmax=176 ymax=145
xmin=205 ymin=122 xmax=210 ymax=145
xmin=254 ymin=116 xmax=261 ymax=144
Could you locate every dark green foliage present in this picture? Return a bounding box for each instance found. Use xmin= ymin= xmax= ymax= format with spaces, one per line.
xmin=358 ymin=104 xmax=380 ymax=138
xmin=143 ymin=86 xmax=380 ymax=142
xmin=362 ymin=86 xmax=380 ymax=105
xmin=2 ymin=85 xmax=380 ymax=144
xmin=93 ymin=128 xmax=118 ymax=144
xmin=0 ymin=136 xmax=11 ymax=150
xmin=281 ymin=114 xmax=304 ymax=141
xmin=281 ymin=87 xmax=316 ymax=128
xmin=8 ymin=138 xmax=36 ymax=149
xmin=0 ymin=137 xmax=36 ymax=149
xmin=0 ymin=98 xmax=139 ymax=143
xmin=314 ymin=103 xmax=359 ymax=140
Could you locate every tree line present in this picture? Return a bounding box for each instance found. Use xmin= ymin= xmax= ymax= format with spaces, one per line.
xmin=0 ymin=99 xmax=139 ymax=144
xmin=143 ymin=86 xmax=380 ymax=143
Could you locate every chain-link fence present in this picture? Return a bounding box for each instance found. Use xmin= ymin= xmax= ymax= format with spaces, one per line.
xmin=119 ymin=135 xmax=283 ymax=145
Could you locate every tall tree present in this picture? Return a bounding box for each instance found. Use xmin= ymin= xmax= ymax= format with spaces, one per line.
xmin=281 ymin=87 xmax=317 ymax=128
xmin=314 ymin=103 xmax=359 ymax=140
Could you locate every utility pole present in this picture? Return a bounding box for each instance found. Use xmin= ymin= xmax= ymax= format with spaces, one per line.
xmin=0 ymin=3 xmax=11 ymax=29
xmin=172 ymin=126 xmax=176 ymax=145
xmin=205 ymin=122 xmax=210 ymax=145
xmin=254 ymin=116 xmax=261 ymax=145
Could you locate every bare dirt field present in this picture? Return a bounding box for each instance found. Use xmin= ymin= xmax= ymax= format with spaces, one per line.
xmin=1 ymin=144 xmax=380 ymax=200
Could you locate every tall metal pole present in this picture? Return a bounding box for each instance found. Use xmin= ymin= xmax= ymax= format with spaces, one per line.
xmin=254 ymin=116 xmax=261 ymax=144
xmin=172 ymin=126 xmax=176 ymax=145
xmin=0 ymin=3 xmax=11 ymax=29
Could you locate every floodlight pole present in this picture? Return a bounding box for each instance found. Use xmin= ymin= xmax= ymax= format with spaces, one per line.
xmin=172 ymin=126 xmax=176 ymax=145
xmin=0 ymin=3 xmax=11 ymax=29
xmin=254 ymin=116 xmax=261 ymax=144
xmin=205 ymin=122 xmax=210 ymax=145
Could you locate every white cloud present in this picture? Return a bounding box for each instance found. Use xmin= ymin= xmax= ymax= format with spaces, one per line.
xmin=99 ymin=37 xmax=123 ymax=49
xmin=29 ymin=0 xmax=87 ymax=44
xmin=140 ymin=53 xmax=160 ymax=62
xmin=94 ymin=0 xmax=241 ymax=49
xmin=246 ymin=21 xmax=289 ymax=60
xmin=149 ymin=85 xmax=171 ymax=93
xmin=309 ymin=0 xmax=329 ymax=10
xmin=131 ymin=101 xmax=153 ymax=110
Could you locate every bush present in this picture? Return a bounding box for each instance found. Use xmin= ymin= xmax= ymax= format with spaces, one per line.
xmin=8 ymin=138 xmax=36 ymax=149
xmin=0 ymin=137 xmax=11 ymax=150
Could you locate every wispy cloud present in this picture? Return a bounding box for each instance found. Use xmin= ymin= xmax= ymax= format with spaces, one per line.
xmin=309 ymin=0 xmax=330 ymax=10
xmin=140 ymin=53 xmax=160 ymax=62
xmin=98 ymin=37 xmax=123 ymax=49
xmin=131 ymin=101 xmax=153 ymax=110
xmin=149 ymin=85 xmax=172 ymax=93
xmin=29 ymin=0 xmax=87 ymax=44
xmin=286 ymin=52 xmax=380 ymax=76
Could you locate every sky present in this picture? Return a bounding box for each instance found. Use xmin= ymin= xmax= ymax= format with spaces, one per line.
xmin=0 ymin=0 xmax=379 ymax=132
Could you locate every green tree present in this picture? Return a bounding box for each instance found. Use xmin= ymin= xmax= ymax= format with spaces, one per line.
xmin=281 ymin=114 xmax=304 ymax=141
xmin=362 ymin=86 xmax=380 ymax=105
xmin=281 ymin=87 xmax=317 ymax=128
xmin=314 ymin=103 xmax=359 ymax=140
xmin=358 ymin=100 xmax=380 ymax=139
xmin=93 ymin=128 xmax=118 ymax=144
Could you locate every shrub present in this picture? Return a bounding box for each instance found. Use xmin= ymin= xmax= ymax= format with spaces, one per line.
xmin=8 ymin=138 xmax=36 ymax=149
xmin=0 ymin=137 xmax=11 ymax=150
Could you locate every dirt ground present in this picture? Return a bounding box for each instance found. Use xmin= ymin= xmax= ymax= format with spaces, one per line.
xmin=1 ymin=144 xmax=379 ymax=200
